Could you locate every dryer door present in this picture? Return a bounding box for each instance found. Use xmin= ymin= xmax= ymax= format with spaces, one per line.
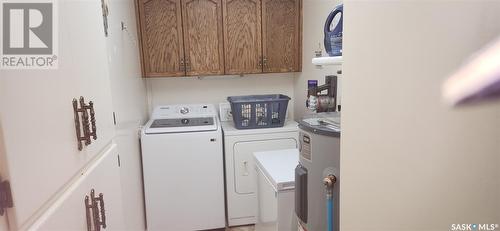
xmin=233 ymin=139 xmax=297 ymax=194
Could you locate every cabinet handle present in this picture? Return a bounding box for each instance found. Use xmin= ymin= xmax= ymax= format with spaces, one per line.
xmin=85 ymin=189 xmax=106 ymax=231
xmin=73 ymin=99 xmax=83 ymax=151
xmin=263 ymin=57 xmax=268 ymax=68
xmin=100 ymin=0 xmax=109 ymax=37
xmin=85 ymin=195 xmax=92 ymax=231
xmin=80 ymin=97 xmax=91 ymax=146
xmin=73 ymin=97 xmax=98 ymax=151
xmin=180 ymin=59 xmax=185 ymax=72
xmin=258 ymin=57 xmax=262 ymax=67
xmin=0 ymin=180 xmax=13 ymax=216
xmin=88 ymin=101 xmax=97 ymax=141
xmin=98 ymin=193 xmax=107 ymax=229
xmin=185 ymin=59 xmax=191 ymax=72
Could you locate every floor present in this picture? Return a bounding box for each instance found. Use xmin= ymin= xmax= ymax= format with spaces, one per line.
xmin=226 ymin=225 xmax=255 ymax=231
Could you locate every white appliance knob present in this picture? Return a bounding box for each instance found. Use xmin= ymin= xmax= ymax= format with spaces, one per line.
xmin=180 ymin=107 xmax=189 ymax=114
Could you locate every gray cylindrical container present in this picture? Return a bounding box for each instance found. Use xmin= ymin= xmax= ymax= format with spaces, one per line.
xmin=295 ymin=113 xmax=340 ymax=231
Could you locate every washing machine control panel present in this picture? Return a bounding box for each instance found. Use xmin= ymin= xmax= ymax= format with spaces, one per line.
xmin=152 ymin=104 xmax=216 ymax=119
xmin=150 ymin=117 xmax=214 ymax=128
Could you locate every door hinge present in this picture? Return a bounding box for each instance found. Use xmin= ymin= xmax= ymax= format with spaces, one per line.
xmin=0 ymin=180 xmax=13 ymax=216
xmin=101 ymin=0 xmax=109 ymax=37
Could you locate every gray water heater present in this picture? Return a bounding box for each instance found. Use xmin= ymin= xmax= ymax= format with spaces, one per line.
xmin=295 ymin=113 xmax=340 ymax=231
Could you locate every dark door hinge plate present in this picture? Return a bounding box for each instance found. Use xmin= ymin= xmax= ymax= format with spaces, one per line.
xmin=0 ymin=180 xmax=13 ymax=216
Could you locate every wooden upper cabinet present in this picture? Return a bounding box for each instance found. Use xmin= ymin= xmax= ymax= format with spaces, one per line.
xmin=223 ymin=0 xmax=262 ymax=74
xmin=139 ymin=0 xmax=185 ymax=77
xmin=136 ymin=0 xmax=302 ymax=77
xmin=182 ymin=0 xmax=224 ymax=76
xmin=262 ymin=0 xmax=302 ymax=73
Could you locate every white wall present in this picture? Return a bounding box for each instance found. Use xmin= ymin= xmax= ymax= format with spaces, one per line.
xmin=106 ymin=1 xmax=148 ymax=125
xmin=341 ymin=1 xmax=500 ymax=230
xmin=294 ymin=0 xmax=342 ymax=120
xmin=147 ymin=73 xmax=296 ymax=119
xmin=105 ymin=0 xmax=148 ymax=230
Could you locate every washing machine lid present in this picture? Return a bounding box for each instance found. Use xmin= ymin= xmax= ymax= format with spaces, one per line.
xmin=221 ymin=121 xmax=298 ymax=136
xmin=253 ymin=149 xmax=299 ymax=191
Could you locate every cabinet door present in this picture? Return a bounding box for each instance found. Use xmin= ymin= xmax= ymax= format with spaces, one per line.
xmin=182 ymin=0 xmax=224 ymax=76
xmin=138 ymin=0 xmax=185 ymax=77
xmin=262 ymin=0 xmax=301 ymax=73
xmin=223 ymin=0 xmax=262 ymax=74
xmin=233 ymin=139 xmax=297 ymax=194
xmin=28 ymin=144 xmax=124 ymax=231
xmin=0 ymin=0 xmax=115 ymax=228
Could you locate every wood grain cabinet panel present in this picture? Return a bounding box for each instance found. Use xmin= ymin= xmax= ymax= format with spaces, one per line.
xmin=223 ymin=0 xmax=262 ymax=74
xmin=139 ymin=0 xmax=185 ymax=77
xmin=182 ymin=0 xmax=224 ymax=76
xmin=262 ymin=0 xmax=301 ymax=73
xmin=136 ymin=0 xmax=302 ymax=77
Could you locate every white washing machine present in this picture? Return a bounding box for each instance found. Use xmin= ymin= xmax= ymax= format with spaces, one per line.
xmin=222 ymin=121 xmax=299 ymax=227
xmin=254 ymin=149 xmax=298 ymax=231
xmin=141 ymin=104 xmax=225 ymax=231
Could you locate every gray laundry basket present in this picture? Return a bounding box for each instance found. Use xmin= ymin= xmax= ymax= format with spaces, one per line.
xmin=227 ymin=94 xmax=290 ymax=129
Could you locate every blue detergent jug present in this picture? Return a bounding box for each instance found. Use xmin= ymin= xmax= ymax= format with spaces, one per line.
xmin=324 ymin=4 xmax=343 ymax=56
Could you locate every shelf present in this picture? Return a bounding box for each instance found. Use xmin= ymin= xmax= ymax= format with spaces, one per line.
xmin=312 ymin=56 xmax=343 ymax=66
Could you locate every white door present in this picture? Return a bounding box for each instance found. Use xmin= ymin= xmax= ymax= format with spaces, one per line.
xmin=28 ymin=144 xmax=124 ymax=231
xmin=0 ymin=0 xmax=115 ymax=228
